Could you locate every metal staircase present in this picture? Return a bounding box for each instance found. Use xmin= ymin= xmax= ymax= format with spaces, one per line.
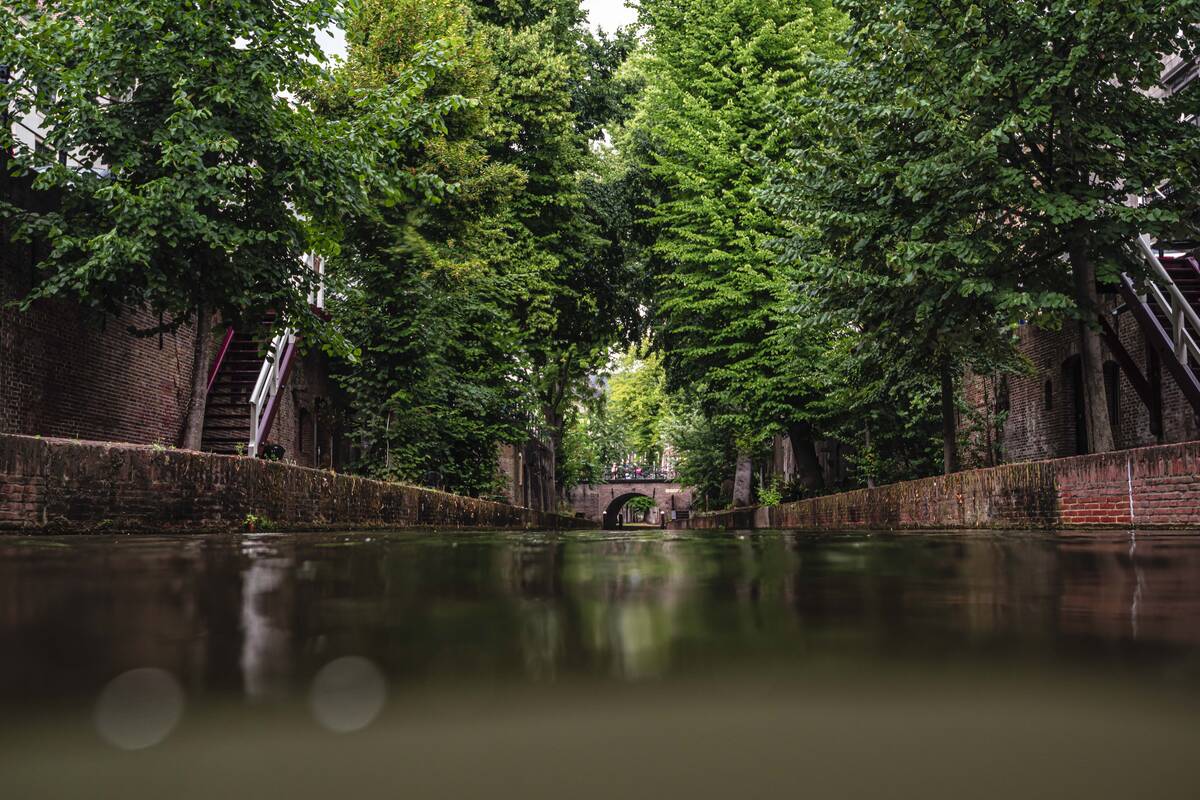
xmin=201 ymin=314 xmax=291 ymax=455
xmin=1112 ymin=235 xmax=1200 ymax=418
xmin=200 ymin=255 xmax=324 ymax=457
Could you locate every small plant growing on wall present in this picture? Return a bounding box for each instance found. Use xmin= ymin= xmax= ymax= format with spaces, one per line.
xmin=243 ymin=513 xmax=273 ymax=533
xmin=757 ymin=475 xmax=784 ymax=508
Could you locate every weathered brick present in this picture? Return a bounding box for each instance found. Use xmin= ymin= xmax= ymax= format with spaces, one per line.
xmin=679 ymin=440 xmax=1200 ymax=532
xmin=0 ymin=434 xmax=589 ymax=533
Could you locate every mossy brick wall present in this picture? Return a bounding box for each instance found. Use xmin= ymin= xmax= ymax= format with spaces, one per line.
xmin=678 ymin=440 xmax=1200 ymax=532
xmin=0 ymin=434 xmax=590 ymax=533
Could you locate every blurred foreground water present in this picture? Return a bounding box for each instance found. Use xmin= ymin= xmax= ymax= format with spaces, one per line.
xmin=2 ymin=528 xmax=1199 ymax=798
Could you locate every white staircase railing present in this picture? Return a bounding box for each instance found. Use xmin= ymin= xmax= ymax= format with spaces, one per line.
xmin=1134 ymin=234 xmax=1200 ymax=370
xmin=305 ymin=254 xmax=325 ymax=312
xmin=245 ymin=253 xmax=322 ymax=457
xmin=247 ymin=330 xmax=296 ymax=458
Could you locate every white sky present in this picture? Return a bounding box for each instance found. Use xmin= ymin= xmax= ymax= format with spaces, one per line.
xmin=583 ymin=0 xmax=638 ymax=34
xmin=317 ymin=0 xmax=637 ymax=62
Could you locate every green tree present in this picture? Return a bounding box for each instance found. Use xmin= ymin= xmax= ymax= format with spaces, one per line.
xmin=627 ymin=0 xmax=844 ymax=502
xmin=468 ymin=0 xmax=641 ymax=508
xmin=608 ymin=347 xmax=670 ymax=464
xmin=0 ymin=0 xmax=389 ymax=448
xmin=789 ymin=0 xmax=1200 ymax=458
xmin=661 ymin=396 xmax=738 ymax=509
xmin=560 ymin=392 xmax=629 ymax=488
xmin=318 ymin=0 xmax=533 ymax=494
xmin=319 ymin=0 xmax=638 ymax=499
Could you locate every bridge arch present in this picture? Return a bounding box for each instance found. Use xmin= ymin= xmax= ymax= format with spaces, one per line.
xmin=566 ymin=480 xmax=694 ymax=528
xmin=603 ymin=491 xmax=653 ymax=529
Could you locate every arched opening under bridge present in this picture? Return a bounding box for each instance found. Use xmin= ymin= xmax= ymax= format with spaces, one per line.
xmin=566 ymin=480 xmax=694 ymax=528
xmin=603 ymin=491 xmax=656 ymax=529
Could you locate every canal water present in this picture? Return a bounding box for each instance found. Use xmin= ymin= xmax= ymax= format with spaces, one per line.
xmin=2 ymin=528 xmax=1199 ymax=798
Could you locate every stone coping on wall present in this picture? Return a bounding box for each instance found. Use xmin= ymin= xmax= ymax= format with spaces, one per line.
xmin=0 ymin=434 xmax=591 ymax=534
xmin=673 ymin=440 xmax=1200 ymax=532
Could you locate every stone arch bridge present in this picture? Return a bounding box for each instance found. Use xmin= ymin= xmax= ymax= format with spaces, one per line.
xmin=566 ymin=474 xmax=694 ymax=529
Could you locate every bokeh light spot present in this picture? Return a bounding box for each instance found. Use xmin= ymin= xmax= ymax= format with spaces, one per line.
xmin=94 ymin=668 xmax=184 ymax=750
xmin=309 ymin=656 xmax=386 ymax=733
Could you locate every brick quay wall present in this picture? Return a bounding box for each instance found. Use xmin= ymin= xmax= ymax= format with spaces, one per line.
xmin=677 ymin=441 xmax=1200 ymax=532
xmin=0 ymin=434 xmax=590 ymax=533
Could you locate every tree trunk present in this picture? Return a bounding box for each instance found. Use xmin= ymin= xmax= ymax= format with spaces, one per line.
xmin=864 ymin=426 xmax=875 ymax=489
xmin=785 ymin=421 xmax=824 ymax=492
xmin=731 ymin=453 xmax=753 ymax=507
xmin=542 ymin=402 xmax=563 ymax=511
xmin=181 ymin=306 xmax=213 ymax=451
xmin=531 ymin=439 xmax=554 ymax=513
xmin=940 ymin=361 xmax=959 ymax=475
xmin=1067 ymin=237 xmax=1116 ymax=453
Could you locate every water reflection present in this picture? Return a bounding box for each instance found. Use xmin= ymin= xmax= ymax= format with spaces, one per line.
xmin=1 ymin=530 xmax=1199 ymax=707
xmin=239 ymin=548 xmax=293 ymax=701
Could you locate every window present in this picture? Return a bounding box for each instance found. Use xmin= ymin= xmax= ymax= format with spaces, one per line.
xmin=1043 ymin=379 xmax=1053 ymax=411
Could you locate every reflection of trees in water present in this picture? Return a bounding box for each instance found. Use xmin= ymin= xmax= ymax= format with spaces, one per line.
xmin=559 ymin=537 xmax=698 ymax=679
xmin=2 ymin=532 xmax=1200 ymax=704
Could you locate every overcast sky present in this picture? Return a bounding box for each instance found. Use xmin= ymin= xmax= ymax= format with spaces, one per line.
xmin=317 ymin=0 xmax=637 ymax=61
xmin=583 ymin=0 xmax=638 ymax=34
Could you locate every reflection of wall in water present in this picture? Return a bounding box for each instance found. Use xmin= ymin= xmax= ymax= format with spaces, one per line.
xmin=240 ymin=549 xmax=295 ymax=700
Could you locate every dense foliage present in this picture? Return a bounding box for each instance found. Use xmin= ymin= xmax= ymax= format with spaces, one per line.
xmin=9 ymin=0 xmax=1200 ymax=503
xmin=315 ymin=0 xmax=528 ymax=493
xmin=0 ymin=0 xmax=392 ymax=445
xmin=560 ymin=345 xmax=671 ymax=489
xmin=314 ymin=0 xmax=642 ymax=498
xmin=613 ymin=0 xmax=846 ymax=500
xmin=772 ymin=0 xmax=1200 ymax=465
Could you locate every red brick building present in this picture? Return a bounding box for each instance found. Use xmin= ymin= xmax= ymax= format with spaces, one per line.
xmin=1 ymin=183 xmax=344 ymax=468
xmin=965 ymin=304 xmax=1200 ymax=466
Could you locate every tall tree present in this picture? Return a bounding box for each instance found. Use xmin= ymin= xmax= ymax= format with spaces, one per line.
xmin=627 ymin=0 xmax=844 ymax=500
xmin=317 ymin=0 xmax=533 ymax=494
xmin=0 ymin=0 xmax=385 ymax=449
xmin=468 ymin=0 xmax=641 ymax=508
xmin=792 ymin=0 xmax=1200 ymax=457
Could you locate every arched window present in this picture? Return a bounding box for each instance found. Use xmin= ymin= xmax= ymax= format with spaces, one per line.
xmin=1043 ymin=379 xmax=1053 ymax=410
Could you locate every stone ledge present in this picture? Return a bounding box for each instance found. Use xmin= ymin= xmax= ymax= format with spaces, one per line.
xmin=673 ymin=440 xmax=1200 ymax=532
xmin=0 ymin=434 xmax=590 ymax=534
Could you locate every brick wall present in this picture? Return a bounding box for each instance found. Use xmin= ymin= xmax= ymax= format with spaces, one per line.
xmin=676 ymin=440 xmax=1200 ymax=531
xmin=1 ymin=248 xmax=201 ymax=446
xmin=964 ymin=308 xmax=1199 ymax=465
xmin=3 ymin=246 xmax=341 ymax=466
xmin=0 ymin=434 xmax=591 ymax=533
xmin=266 ymin=348 xmax=343 ymax=469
